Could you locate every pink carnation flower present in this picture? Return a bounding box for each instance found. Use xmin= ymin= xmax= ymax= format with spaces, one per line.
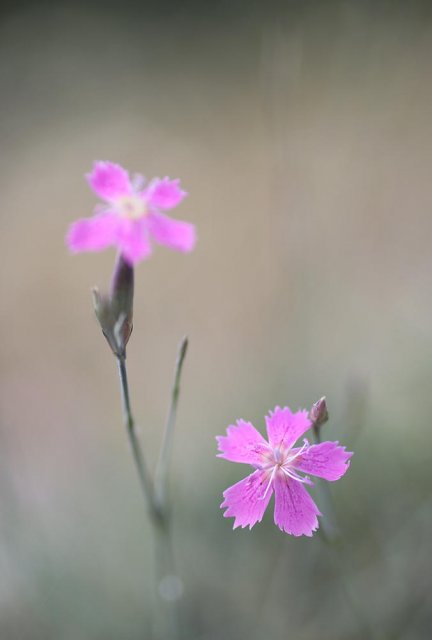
xmin=217 ymin=406 xmax=353 ymax=536
xmin=67 ymin=161 xmax=196 ymax=265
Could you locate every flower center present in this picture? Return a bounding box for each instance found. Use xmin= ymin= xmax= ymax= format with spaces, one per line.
xmin=273 ymin=448 xmax=284 ymax=465
xmin=117 ymin=195 xmax=147 ymax=219
xmin=260 ymin=439 xmax=312 ymax=499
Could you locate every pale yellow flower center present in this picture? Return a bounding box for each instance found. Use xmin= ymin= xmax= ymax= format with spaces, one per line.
xmin=117 ymin=195 xmax=147 ymax=219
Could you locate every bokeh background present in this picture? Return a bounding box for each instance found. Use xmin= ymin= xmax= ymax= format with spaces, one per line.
xmin=1 ymin=1 xmax=432 ymax=638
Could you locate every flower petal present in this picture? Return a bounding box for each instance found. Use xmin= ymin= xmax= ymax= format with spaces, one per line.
xmin=118 ymin=218 xmax=152 ymax=265
xmin=147 ymin=211 xmax=196 ymax=253
xmin=292 ymin=441 xmax=353 ymax=481
xmin=66 ymin=212 xmax=123 ymax=253
xmin=216 ymin=420 xmax=269 ymax=467
xmin=221 ymin=469 xmax=272 ymax=529
xmin=265 ymin=407 xmax=311 ymax=450
xmin=273 ymin=475 xmax=321 ymax=536
xmin=145 ymin=177 xmax=187 ymax=210
xmin=86 ymin=161 xmax=132 ymax=201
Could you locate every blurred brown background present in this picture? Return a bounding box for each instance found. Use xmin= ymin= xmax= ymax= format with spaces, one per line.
xmin=1 ymin=1 xmax=432 ymax=638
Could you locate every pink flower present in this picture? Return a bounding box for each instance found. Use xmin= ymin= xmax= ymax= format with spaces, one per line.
xmin=217 ymin=406 xmax=353 ymax=536
xmin=66 ymin=161 xmax=196 ymax=265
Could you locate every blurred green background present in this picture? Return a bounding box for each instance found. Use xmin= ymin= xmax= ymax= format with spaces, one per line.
xmin=1 ymin=1 xmax=432 ymax=638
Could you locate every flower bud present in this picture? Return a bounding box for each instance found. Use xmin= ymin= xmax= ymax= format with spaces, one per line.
xmin=310 ymin=396 xmax=329 ymax=430
xmin=92 ymin=254 xmax=134 ymax=358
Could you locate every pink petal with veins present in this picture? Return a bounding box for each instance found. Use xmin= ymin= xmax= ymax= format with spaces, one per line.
xmin=216 ymin=420 xmax=269 ymax=467
xmin=221 ymin=469 xmax=272 ymax=529
xmin=265 ymin=407 xmax=311 ymax=450
xmin=273 ymin=475 xmax=321 ymax=537
xmin=293 ymin=441 xmax=353 ymax=481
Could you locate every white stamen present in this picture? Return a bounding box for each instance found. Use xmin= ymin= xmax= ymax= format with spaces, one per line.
xmin=260 ymin=466 xmax=277 ymax=500
xmin=285 ymin=438 xmax=309 ymax=465
xmin=281 ymin=467 xmax=311 ymax=484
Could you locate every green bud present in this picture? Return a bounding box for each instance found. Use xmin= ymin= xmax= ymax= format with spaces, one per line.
xmin=92 ymin=254 xmax=134 ymax=358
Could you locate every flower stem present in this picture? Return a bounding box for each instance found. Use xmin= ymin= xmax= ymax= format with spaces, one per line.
xmin=312 ymin=431 xmax=376 ymax=640
xmin=154 ymin=336 xmax=189 ymax=513
xmin=116 ymin=355 xmax=158 ymax=519
xmin=116 ymin=352 xmax=183 ymax=640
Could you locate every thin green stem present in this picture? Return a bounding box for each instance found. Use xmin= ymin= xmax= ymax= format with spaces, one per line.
xmin=154 ymin=336 xmax=188 ymax=512
xmin=116 ymin=355 xmax=157 ymax=517
xmin=153 ymin=517 xmax=182 ymax=640
xmin=116 ymin=352 xmax=183 ymax=640
xmin=312 ymin=429 xmax=376 ymax=640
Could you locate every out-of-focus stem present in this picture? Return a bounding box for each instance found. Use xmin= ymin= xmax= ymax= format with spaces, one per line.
xmin=311 ymin=427 xmax=376 ymax=640
xmin=154 ymin=336 xmax=188 ymax=513
xmin=153 ymin=515 xmax=182 ymax=640
xmin=116 ymin=356 xmax=156 ymax=515
xmin=320 ymin=531 xmax=377 ymax=640
xmin=116 ymin=351 xmax=183 ymax=640
xmin=98 ymin=253 xmax=184 ymax=639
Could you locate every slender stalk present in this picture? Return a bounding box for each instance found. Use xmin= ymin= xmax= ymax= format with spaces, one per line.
xmin=116 ymin=351 xmax=183 ymax=640
xmin=116 ymin=355 xmax=157 ymax=517
xmin=313 ymin=424 xmax=322 ymax=444
xmin=96 ymin=256 xmax=185 ymax=639
xmin=153 ymin=517 xmax=182 ymax=640
xmin=154 ymin=336 xmax=188 ymax=512
xmin=312 ymin=430 xmax=376 ymax=640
